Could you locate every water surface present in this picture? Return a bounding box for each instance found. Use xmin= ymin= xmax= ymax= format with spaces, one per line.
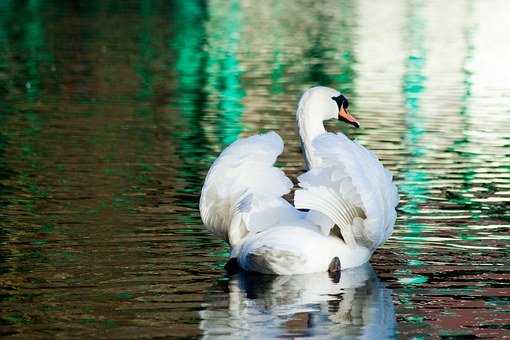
xmin=1 ymin=0 xmax=509 ymax=338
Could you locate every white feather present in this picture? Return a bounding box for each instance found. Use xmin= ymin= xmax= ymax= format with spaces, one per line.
xmin=295 ymin=132 xmax=399 ymax=251
xmin=199 ymin=132 xmax=297 ymax=247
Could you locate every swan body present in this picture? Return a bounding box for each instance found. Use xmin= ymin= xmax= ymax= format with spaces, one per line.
xmin=200 ymin=86 xmax=398 ymax=275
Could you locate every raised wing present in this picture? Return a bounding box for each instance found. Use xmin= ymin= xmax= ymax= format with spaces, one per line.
xmin=294 ymin=133 xmax=399 ymax=250
xmin=199 ymin=132 xmax=298 ymax=247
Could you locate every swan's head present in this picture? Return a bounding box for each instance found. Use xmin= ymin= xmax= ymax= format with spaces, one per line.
xmin=298 ymin=86 xmax=359 ymax=128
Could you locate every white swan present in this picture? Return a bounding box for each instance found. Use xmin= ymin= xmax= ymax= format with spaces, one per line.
xmin=200 ymin=86 xmax=398 ymax=275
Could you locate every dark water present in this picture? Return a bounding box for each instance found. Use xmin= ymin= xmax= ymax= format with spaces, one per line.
xmin=1 ymin=0 xmax=509 ymax=338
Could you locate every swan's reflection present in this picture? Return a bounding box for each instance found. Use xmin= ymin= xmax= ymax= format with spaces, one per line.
xmin=200 ymin=264 xmax=396 ymax=339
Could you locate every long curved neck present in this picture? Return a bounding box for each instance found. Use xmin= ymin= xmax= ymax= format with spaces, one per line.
xmin=296 ymin=98 xmax=327 ymax=170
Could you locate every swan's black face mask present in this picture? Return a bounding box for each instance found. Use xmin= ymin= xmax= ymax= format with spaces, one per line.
xmin=332 ymin=95 xmax=359 ymax=128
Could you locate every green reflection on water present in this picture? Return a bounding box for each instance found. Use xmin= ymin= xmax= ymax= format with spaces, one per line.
xmin=25 ymin=0 xmax=43 ymax=99
xmin=398 ymin=275 xmax=428 ymax=285
xmin=171 ymin=0 xmax=210 ymax=190
xmin=331 ymin=0 xmax=357 ymax=97
xmin=170 ymin=0 xmax=215 ymax=241
xmin=0 ymin=1 xmax=52 ymax=220
xmin=208 ymin=0 xmax=245 ymax=148
xmin=401 ymin=0 xmax=428 ymax=243
xmin=0 ymin=3 xmax=56 ymax=308
xmin=170 ymin=0 xmax=246 ymax=210
xmin=398 ymin=0 xmax=429 ymax=294
xmin=305 ymin=33 xmax=333 ymax=86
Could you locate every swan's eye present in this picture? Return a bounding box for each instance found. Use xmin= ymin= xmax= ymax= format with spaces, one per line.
xmin=332 ymin=94 xmax=348 ymax=109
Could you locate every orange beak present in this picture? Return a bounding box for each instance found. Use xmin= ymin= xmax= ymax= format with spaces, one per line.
xmin=338 ymin=105 xmax=359 ymax=128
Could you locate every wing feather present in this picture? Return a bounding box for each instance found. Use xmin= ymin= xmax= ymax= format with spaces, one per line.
xmin=200 ymin=132 xmax=296 ymax=246
xmin=294 ymin=133 xmax=398 ymax=250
